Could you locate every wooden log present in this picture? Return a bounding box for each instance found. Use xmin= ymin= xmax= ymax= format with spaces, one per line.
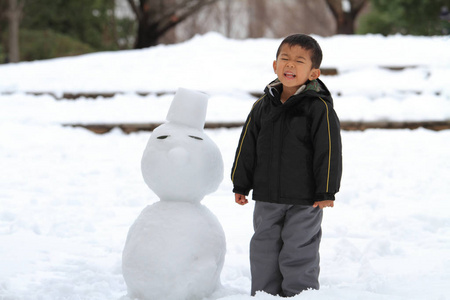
xmin=380 ymin=65 xmax=419 ymax=71
xmin=340 ymin=121 xmax=450 ymax=131
xmin=62 ymin=120 xmax=450 ymax=134
xmin=14 ymin=66 xmax=435 ymax=101
xmin=320 ymin=68 xmax=338 ymax=76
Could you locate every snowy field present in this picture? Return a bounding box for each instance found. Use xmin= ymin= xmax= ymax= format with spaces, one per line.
xmin=0 ymin=33 xmax=450 ymax=300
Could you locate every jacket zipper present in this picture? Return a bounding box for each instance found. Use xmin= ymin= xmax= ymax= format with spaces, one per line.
xmin=277 ymin=113 xmax=285 ymax=201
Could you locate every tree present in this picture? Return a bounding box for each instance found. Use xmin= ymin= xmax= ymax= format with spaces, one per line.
xmin=323 ymin=0 xmax=368 ymax=34
xmin=267 ymin=0 xmax=334 ymax=37
xmin=358 ymin=0 xmax=450 ymax=35
xmin=143 ymin=0 xmax=336 ymax=45
xmin=0 ymin=1 xmax=8 ymax=62
xmin=6 ymin=0 xmax=24 ymax=62
xmin=21 ymin=0 xmax=116 ymax=50
xmin=126 ymin=0 xmax=221 ymax=48
xmin=247 ymin=0 xmax=267 ymax=38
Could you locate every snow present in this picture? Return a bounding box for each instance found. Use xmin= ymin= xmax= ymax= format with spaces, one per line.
xmin=0 ymin=32 xmax=449 ymax=300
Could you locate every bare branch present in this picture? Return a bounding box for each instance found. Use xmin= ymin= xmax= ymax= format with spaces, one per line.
xmin=132 ymin=0 xmax=221 ymax=48
xmin=323 ymin=0 xmax=341 ymax=19
xmin=126 ymin=0 xmax=142 ymax=20
xmin=350 ymin=0 xmax=367 ymax=16
xmin=155 ymin=0 xmax=219 ymax=37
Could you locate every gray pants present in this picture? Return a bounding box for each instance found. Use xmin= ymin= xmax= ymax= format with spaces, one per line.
xmin=250 ymin=201 xmax=323 ymax=297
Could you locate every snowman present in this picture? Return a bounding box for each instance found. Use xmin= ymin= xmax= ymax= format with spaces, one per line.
xmin=122 ymin=88 xmax=226 ymax=300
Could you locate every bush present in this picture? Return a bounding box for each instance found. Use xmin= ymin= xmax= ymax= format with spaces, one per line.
xmin=0 ymin=44 xmax=5 ymax=63
xmin=358 ymin=0 xmax=450 ymax=36
xmin=21 ymin=0 xmax=117 ymax=51
xmin=1 ymin=29 xmax=96 ymax=62
xmin=17 ymin=29 xmax=96 ymax=61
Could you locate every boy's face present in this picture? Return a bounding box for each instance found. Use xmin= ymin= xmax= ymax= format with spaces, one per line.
xmin=273 ymin=44 xmax=320 ymax=91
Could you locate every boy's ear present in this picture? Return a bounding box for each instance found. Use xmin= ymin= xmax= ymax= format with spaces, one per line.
xmin=273 ymin=60 xmax=277 ymax=73
xmin=309 ymin=68 xmax=320 ymax=80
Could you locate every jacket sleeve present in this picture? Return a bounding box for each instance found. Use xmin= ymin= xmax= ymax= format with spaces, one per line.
xmin=230 ymin=97 xmax=263 ymax=196
xmin=309 ymin=97 xmax=342 ymax=201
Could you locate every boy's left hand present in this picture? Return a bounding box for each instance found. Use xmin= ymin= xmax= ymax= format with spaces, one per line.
xmin=313 ymin=200 xmax=334 ymax=209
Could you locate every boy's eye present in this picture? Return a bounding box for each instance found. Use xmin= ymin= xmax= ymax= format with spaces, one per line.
xmin=157 ymin=135 xmax=170 ymax=139
xmin=189 ymin=135 xmax=203 ymax=140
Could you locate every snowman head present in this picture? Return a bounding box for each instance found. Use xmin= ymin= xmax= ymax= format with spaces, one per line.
xmin=141 ymin=88 xmax=224 ymax=203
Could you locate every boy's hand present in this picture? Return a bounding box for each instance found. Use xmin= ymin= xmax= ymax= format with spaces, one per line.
xmin=313 ymin=200 xmax=334 ymax=209
xmin=235 ymin=193 xmax=248 ymax=205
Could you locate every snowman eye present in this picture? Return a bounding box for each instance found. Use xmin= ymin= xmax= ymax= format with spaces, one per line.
xmin=157 ymin=135 xmax=170 ymax=139
xmin=188 ymin=135 xmax=203 ymax=140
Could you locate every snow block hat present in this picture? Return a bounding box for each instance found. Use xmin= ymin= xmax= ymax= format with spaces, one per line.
xmin=166 ymin=88 xmax=209 ymax=130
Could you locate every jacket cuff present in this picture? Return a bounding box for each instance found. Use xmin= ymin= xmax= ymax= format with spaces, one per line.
xmin=315 ymin=193 xmax=335 ymax=201
xmin=233 ymin=186 xmax=250 ymax=196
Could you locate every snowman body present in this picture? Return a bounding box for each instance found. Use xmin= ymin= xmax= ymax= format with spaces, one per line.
xmin=123 ymin=202 xmax=225 ymax=300
xmin=122 ymin=89 xmax=226 ymax=300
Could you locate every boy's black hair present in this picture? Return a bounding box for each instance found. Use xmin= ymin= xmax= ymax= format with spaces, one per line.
xmin=276 ymin=34 xmax=322 ymax=69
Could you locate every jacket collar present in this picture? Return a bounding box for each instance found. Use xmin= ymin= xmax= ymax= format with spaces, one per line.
xmin=266 ymin=79 xmax=322 ymax=96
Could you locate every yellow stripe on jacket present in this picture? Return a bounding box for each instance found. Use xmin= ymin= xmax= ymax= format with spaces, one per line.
xmin=319 ymin=97 xmax=331 ymax=193
xmin=231 ymin=95 xmax=265 ymax=182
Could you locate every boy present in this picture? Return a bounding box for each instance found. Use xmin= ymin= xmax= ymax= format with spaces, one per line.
xmin=231 ymin=34 xmax=342 ymax=297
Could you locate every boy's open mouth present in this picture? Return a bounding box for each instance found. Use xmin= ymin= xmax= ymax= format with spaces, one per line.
xmin=284 ymin=72 xmax=296 ymax=79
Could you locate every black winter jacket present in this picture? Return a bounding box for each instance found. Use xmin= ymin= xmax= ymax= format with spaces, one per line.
xmin=231 ymin=78 xmax=342 ymax=205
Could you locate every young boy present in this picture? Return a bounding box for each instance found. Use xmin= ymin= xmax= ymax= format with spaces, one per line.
xmin=231 ymin=34 xmax=342 ymax=297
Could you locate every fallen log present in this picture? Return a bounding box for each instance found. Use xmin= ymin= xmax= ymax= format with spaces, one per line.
xmin=62 ymin=120 xmax=450 ymax=134
xmin=340 ymin=121 xmax=450 ymax=131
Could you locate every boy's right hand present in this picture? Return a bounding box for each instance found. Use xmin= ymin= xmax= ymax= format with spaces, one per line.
xmin=235 ymin=193 xmax=248 ymax=205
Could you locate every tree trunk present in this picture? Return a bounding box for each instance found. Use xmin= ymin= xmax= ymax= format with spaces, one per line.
xmin=338 ymin=12 xmax=357 ymax=34
xmin=7 ymin=0 xmax=22 ymax=63
xmin=136 ymin=22 xmax=160 ymax=48
xmin=128 ymin=0 xmax=219 ymax=49
xmin=223 ymin=0 xmax=233 ymax=38
xmin=247 ymin=0 xmax=266 ymax=38
xmin=324 ymin=0 xmax=367 ymax=34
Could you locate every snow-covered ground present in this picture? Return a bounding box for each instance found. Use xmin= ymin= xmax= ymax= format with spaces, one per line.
xmin=0 ymin=33 xmax=449 ymax=300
